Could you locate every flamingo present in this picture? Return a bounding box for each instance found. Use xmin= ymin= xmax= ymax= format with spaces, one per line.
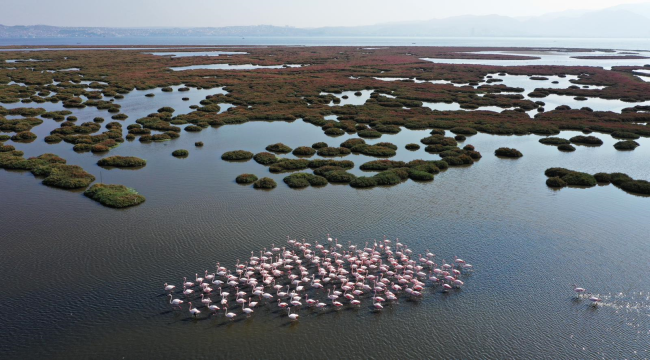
xmin=588 ymin=294 xmax=602 ymax=306
xmin=188 ymin=302 xmax=201 ymax=317
xmin=168 ymin=294 xmax=183 ymax=308
xmin=225 ymin=308 xmax=237 ymax=320
xmin=208 ymin=304 xmax=220 ymax=313
xmin=287 ymin=307 xmax=299 ymax=321
xmin=572 ymin=284 xmax=586 ymax=297
xmin=242 ymin=303 xmax=254 ymax=316
xmin=201 ymin=294 xmax=212 ymax=306
xmin=164 ymin=283 xmax=175 ymax=292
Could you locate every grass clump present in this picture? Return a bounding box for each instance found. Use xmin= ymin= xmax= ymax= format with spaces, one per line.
xmin=253 ymin=177 xmax=277 ymax=189
xmin=266 ymin=143 xmax=293 ymax=153
xmin=421 ymin=135 xmax=457 ymax=147
xmin=11 ymin=131 xmax=37 ymax=142
xmin=545 ymin=168 xmax=574 ymax=177
xmin=620 ymin=180 xmax=650 ymax=195
xmin=558 ymin=144 xmax=576 ymax=152
xmin=373 ymin=170 xmax=403 ymax=186
xmin=317 ymin=147 xmax=351 ymax=157
xmin=610 ymin=173 xmax=633 ymax=186
xmin=98 ymin=156 xmax=146 ymax=168
xmin=253 ymin=152 xmax=278 ymax=165
xmin=407 ymin=169 xmax=434 ymax=181
xmin=357 ymin=129 xmax=382 ymax=138
xmin=195 ymin=141 xmax=204 ymax=147
xmin=40 ymin=164 xmax=95 ymax=189
xmin=236 ymin=173 xmax=258 ymax=184
xmin=340 ymin=138 xmax=366 ymax=148
xmin=495 ymin=147 xmax=523 ymax=158
xmin=321 ymin=170 xmax=356 ymax=183
xmin=350 ymin=144 xmax=396 ymax=157
xmin=450 ymin=127 xmax=477 ymax=135
xmin=283 ymin=173 xmax=328 ymax=188
xmin=222 ymin=150 xmax=253 ymax=161
xmin=308 ymin=159 xmax=354 ymax=169
xmin=614 ymin=140 xmax=639 ymax=151
xmin=172 ymin=149 xmax=189 ymax=157
xmin=324 ymin=128 xmax=345 ymax=136
xmin=312 ymin=142 xmax=328 ymax=149
xmin=611 ymin=131 xmax=640 ymax=140
xmin=594 ymin=173 xmax=611 ymax=184
xmin=539 ymin=137 xmax=570 ymax=145
xmin=350 ymin=176 xmax=378 ymax=188
xmin=292 ymin=146 xmax=316 ymax=156
xmin=84 ymin=184 xmax=145 ymax=208
xmin=546 ymin=176 xmax=567 ymax=188
xmin=570 ymin=135 xmax=603 ymax=146
xmin=269 ymin=159 xmax=310 ymax=173
xmin=405 ymin=143 xmax=420 ymax=150
xmin=360 ymin=160 xmax=406 ymax=171
xmin=562 ymin=172 xmax=597 ymax=187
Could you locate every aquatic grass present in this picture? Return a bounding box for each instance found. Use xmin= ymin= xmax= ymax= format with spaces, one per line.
xmin=494 ymin=147 xmax=523 ymax=158
xmin=222 ymin=150 xmax=253 ymax=161
xmin=283 ymin=173 xmax=328 ymax=188
xmin=236 ymin=173 xmax=258 ymax=184
xmin=172 ymin=149 xmax=189 ymax=157
xmin=84 ymin=183 xmax=145 ymax=208
xmin=292 ymin=146 xmax=316 ymax=156
xmin=613 ymin=140 xmax=639 ymax=151
xmin=98 ymin=156 xmax=146 ymax=168
xmin=253 ymin=177 xmax=277 ymax=189
xmin=266 ymin=143 xmax=293 ymax=153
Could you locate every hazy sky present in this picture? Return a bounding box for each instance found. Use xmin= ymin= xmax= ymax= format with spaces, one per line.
xmin=1 ymin=0 xmax=647 ymax=27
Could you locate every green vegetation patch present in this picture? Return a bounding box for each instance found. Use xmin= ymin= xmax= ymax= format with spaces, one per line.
xmin=613 ymin=140 xmax=639 ymax=151
xmin=570 ymin=135 xmax=603 ymax=146
xmin=340 ymin=138 xmax=366 ymax=149
xmin=539 ymin=137 xmax=570 ymax=145
xmin=558 ymin=144 xmax=576 ymax=152
xmin=253 ymin=177 xmax=277 ymax=189
xmin=222 ymin=150 xmax=253 ymax=161
xmin=292 ymin=146 xmax=316 ymax=156
xmin=269 ymin=158 xmax=310 ymax=173
xmin=84 ymin=183 xmax=145 ymax=208
xmin=351 ymin=144 xmax=396 ymax=157
xmin=494 ymin=147 xmax=523 ymax=158
xmin=266 ymin=143 xmax=293 ymax=153
xmin=253 ymin=152 xmax=278 ymax=165
xmin=317 ymin=147 xmax=352 ymax=157
xmin=236 ymin=173 xmax=258 ymax=184
xmin=98 ymin=156 xmax=146 ymax=168
xmin=172 ymin=149 xmax=189 ymax=157
xmin=283 ymin=173 xmax=328 ymax=188
xmin=405 ymin=143 xmax=420 ymax=150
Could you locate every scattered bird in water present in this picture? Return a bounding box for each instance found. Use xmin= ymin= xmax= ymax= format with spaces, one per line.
xmin=587 ymin=294 xmax=602 ymax=306
xmin=164 ymin=235 xmax=472 ymax=320
xmin=572 ymin=284 xmax=586 ymax=298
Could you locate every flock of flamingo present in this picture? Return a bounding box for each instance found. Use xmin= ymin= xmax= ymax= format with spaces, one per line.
xmin=572 ymin=284 xmax=603 ymax=306
xmin=163 ymin=235 xmax=474 ymax=321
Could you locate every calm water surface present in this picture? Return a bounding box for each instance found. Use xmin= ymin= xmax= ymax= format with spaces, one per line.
xmin=1 ymin=57 xmax=650 ymax=360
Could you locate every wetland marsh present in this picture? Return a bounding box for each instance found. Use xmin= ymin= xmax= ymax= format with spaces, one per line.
xmin=1 ymin=45 xmax=649 ymax=359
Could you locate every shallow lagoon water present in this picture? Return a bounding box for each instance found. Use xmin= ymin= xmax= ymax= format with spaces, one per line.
xmin=170 ymin=63 xmax=305 ymax=71
xmin=2 ymin=51 xmax=650 ymax=359
xmin=421 ymin=50 xmax=650 ymax=70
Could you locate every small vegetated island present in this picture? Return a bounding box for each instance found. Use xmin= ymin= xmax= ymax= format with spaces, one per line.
xmin=544 ymin=167 xmax=650 ymax=196
xmin=1 ymin=46 xmax=649 ymax=203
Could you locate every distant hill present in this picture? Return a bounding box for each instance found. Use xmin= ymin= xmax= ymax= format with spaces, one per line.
xmin=2 ymin=3 xmax=650 ymax=39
